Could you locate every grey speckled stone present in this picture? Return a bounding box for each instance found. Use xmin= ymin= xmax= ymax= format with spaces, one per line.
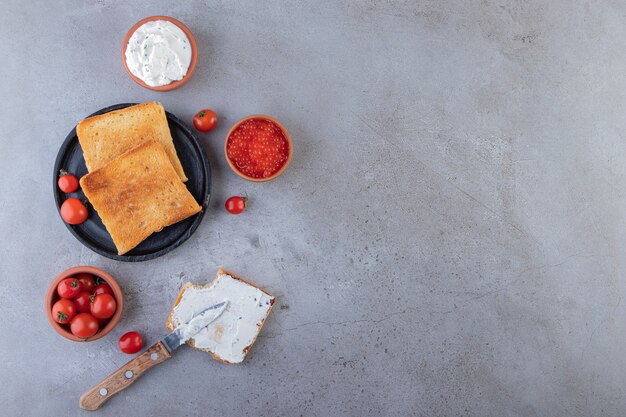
xmin=1 ymin=1 xmax=626 ymax=416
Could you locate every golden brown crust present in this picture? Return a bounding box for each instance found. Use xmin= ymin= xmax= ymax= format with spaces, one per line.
xmin=80 ymin=141 xmax=201 ymax=255
xmin=77 ymin=102 xmax=187 ymax=181
xmin=165 ymin=268 xmax=275 ymax=364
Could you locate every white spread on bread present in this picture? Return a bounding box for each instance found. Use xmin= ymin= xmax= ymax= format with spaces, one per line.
xmin=170 ymin=274 xmax=273 ymax=363
xmin=124 ymin=20 xmax=191 ymax=87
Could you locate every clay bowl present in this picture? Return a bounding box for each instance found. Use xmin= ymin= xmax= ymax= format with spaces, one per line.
xmin=45 ymin=266 xmax=123 ymax=342
xmin=122 ymin=16 xmax=198 ymax=91
xmin=224 ymin=115 xmax=293 ymax=182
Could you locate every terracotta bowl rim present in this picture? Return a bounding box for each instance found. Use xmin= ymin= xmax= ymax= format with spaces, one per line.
xmin=121 ymin=15 xmax=198 ymax=92
xmin=45 ymin=266 xmax=124 ymax=342
xmin=224 ymin=114 xmax=293 ymax=182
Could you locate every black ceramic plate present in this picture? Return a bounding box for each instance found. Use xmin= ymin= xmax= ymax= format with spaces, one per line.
xmin=53 ymin=103 xmax=210 ymax=262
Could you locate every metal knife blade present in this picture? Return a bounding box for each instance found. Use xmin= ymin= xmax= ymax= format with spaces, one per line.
xmin=161 ymin=301 xmax=228 ymax=353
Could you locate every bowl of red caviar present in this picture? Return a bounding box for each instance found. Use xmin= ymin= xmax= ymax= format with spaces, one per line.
xmin=224 ymin=115 xmax=292 ymax=182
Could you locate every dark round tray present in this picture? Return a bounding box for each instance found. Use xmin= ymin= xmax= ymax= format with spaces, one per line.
xmin=53 ymin=103 xmax=210 ymax=262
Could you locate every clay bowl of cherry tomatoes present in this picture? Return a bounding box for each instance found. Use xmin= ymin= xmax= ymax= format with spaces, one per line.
xmin=45 ymin=266 xmax=123 ymax=342
xmin=224 ymin=115 xmax=292 ymax=182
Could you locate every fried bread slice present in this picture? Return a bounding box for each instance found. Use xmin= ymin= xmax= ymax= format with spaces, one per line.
xmin=80 ymin=141 xmax=201 ymax=255
xmin=77 ymin=102 xmax=187 ymax=181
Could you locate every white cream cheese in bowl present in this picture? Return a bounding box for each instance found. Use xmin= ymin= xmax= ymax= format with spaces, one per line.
xmin=124 ymin=20 xmax=192 ymax=87
xmin=170 ymin=273 xmax=274 ymax=364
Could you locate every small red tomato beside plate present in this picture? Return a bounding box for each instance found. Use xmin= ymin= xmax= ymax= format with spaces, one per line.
xmin=193 ymin=109 xmax=218 ymax=132
xmin=225 ymin=115 xmax=292 ymax=182
xmin=119 ymin=331 xmax=143 ymax=354
xmin=225 ymin=195 xmax=248 ymax=214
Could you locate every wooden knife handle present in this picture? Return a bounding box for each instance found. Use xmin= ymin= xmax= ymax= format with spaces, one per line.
xmin=79 ymin=341 xmax=172 ymax=411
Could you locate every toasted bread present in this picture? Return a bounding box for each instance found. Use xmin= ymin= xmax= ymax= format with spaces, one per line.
xmin=80 ymin=141 xmax=201 ymax=255
xmin=166 ymin=268 xmax=275 ymax=364
xmin=77 ymin=102 xmax=188 ymax=181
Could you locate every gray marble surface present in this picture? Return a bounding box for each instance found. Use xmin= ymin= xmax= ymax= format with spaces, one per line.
xmin=1 ymin=1 xmax=625 ymax=416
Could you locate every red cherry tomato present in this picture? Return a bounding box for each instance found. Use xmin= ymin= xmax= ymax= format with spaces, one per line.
xmin=76 ymin=273 xmax=95 ymax=293
xmin=52 ymin=299 xmax=76 ymax=324
xmin=60 ymin=198 xmax=88 ymax=225
xmin=119 ymin=331 xmax=143 ymax=354
xmin=73 ymin=292 xmax=92 ymax=313
xmin=90 ymin=293 xmax=117 ymax=319
xmin=57 ymin=277 xmax=82 ymax=299
xmin=225 ymin=195 xmax=247 ymax=215
xmin=193 ymin=109 xmax=218 ymax=132
xmin=58 ymin=171 xmax=79 ymax=193
xmin=70 ymin=313 xmax=99 ymax=339
xmin=93 ymin=283 xmax=113 ymax=296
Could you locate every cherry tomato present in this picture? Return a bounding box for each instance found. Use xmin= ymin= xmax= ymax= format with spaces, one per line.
xmin=93 ymin=283 xmax=113 ymax=296
xmin=57 ymin=277 xmax=82 ymax=299
xmin=73 ymin=292 xmax=92 ymax=313
xmin=90 ymin=293 xmax=116 ymax=319
xmin=119 ymin=331 xmax=143 ymax=354
xmin=193 ymin=109 xmax=218 ymax=132
xmin=52 ymin=299 xmax=76 ymax=324
xmin=76 ymin=273 xmax=95 ymax=293
xmin=58 ymin=171 xmax=79 ymax=193
xmin=70 ymin=313 xmax=99 ymax=339
xmin=60 ymin=198 xmax=88 ymax=225
xmin=225 ymin=195 xmax=247 ymax=215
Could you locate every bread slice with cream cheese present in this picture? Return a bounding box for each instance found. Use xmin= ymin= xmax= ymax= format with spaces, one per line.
xmin=166 ymin=268 xmax=275 ymax=364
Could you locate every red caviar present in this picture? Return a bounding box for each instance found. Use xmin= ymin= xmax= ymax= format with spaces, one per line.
xmin=226 ymin=118 xmax=290 ymax=179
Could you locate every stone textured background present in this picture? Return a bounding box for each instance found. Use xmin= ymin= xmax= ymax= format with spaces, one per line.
xmin=1 ymin=1 xmax=625 ymax=416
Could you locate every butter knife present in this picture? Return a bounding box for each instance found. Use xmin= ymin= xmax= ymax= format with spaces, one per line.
xmin=79 ymin=301 xmax=228 ymax=411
